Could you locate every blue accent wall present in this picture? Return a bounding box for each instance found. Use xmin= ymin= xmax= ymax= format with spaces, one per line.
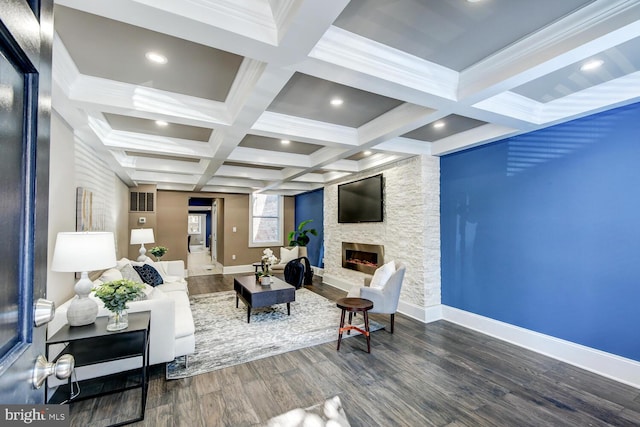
xmin=294 ymin=189 xmax=324 ymax=267
xmin=441 ymin=102 xmax=640 ymax=362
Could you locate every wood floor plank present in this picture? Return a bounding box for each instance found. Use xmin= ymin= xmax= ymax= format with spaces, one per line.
xmin=59 ymin=272 xmax=639 ymax=427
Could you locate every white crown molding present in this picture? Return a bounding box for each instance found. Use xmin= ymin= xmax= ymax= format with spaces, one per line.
xmin=357 ymin=153 xmax=409 ymax=172
xmin=154 ymin=183 xmax=197 ymax=192
xmin=459 ymin=0 xmax=640 ymax=102
xmin=201 ymin=185 xmax=252 ymax=194
xmin=216 ymin=164 xmax=284 ymax=181
xmin=473 ymin=92 xmax=544 ymax=124
xmin=252 ymin=111 xmax=358 ymax=146
xmin=310 ymin=26 xmax=459 ymax=101
xmin=130 ymin=170 xmax=200 ymax=185
xmin=226 ymin=58 xmax=268 ymax=120
xmin=116 ymin=155 xmax=208 ymax=175
xmin=51 ymin=34 xmax=80 ymax=98
xmin=228 ymin=146 xmax=311 ymax=168
xmin=431 ymin=123 xmax=521 ymax=156
xmin=373 ymin=137 xmax=432 ymax=156
xmin=473 ymin=71 xmax=640 ymax=133
xmin=292 ymin=172 xmax=325 ymax=183
xmin=70 ymin=75 xmax=231 ymax=128
xmin=102 ymin=131 xmax=214 ymax=159
xmin=539 ymin=70 xmax=640 ymax=124
xmin=271 ymin=181 xmax=321 ymax=191
xmin=207 ymin=176 xmax=266 ymax=188
xmin=132 ymin=0 xmax=278 ymax=45
xmin=357 ymin=103 xmax=437 ymax=146
xmin=268 ymin=0 xmax=304 ymax=43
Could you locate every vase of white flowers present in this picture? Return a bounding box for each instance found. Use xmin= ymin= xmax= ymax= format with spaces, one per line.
xmin=259 ymin=248 xmax=278 ymax=285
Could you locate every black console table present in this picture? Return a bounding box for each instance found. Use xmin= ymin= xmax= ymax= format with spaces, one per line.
xmin=46 ymin=311 xmax=151 ymax=426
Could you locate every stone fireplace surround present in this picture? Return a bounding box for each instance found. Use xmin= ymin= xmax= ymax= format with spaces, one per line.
xmin=323 ymin=156 xmax=442 ymax=321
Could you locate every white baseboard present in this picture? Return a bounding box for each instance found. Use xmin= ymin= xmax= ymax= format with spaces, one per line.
xmin=222 ymin=264 xmax=255 ymax=275
xmin=312 ymin=266 xmax=324 ymax=277
xmin=322 ymin=274 xmax=440 ymax=324
xmin=321 ymin=274 xmax=640 ymax=389
xmin=442 ymin=305 xmax=640 ymax=389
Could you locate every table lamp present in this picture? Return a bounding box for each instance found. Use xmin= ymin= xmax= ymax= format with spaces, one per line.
xmin=130 ymin=228 xmax=155 ymax=261
xmin=51 ymin=231 xmax=117 ymax=326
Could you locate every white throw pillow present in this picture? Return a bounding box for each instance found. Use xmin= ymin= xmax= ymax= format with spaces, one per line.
xmin=119 ymin=263 xmax=143 ymax=283
xmin=98 ymin=268 xmax=123 ymax=283
xmin=279 ymin=246 xmax=299 ymax=265
xmin=369 ymin=260 xmax=396 ymax=289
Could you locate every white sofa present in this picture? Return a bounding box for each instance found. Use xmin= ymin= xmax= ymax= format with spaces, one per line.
xmin=49 ymin=258 xmax=195 ymax=376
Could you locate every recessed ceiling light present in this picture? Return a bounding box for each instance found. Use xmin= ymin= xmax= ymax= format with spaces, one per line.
xmin=330 ymin=98 xmax=343 ymax=106
xmin=145 ymin=51 xmax=168 ymax=64
xmin=467 ymin=0 xmax=483 ymax=3
xmin=281 ymin=139 xmax=290 ymax=144
xmin=433 ymin=121 xmax=445 ymax=129
xmin=363 ymin=150 xmax=372 ymax=156
xmin=580 ymin=59 xmax=603 ymax=72
xmin=155 ymin=120 xmax=168 ymax=127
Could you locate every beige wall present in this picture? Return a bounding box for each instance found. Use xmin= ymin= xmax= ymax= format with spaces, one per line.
xmin=128 ymin=184 xmax=158 ymax=260
xmin=155 ymin=191 xmax=294 ymax=266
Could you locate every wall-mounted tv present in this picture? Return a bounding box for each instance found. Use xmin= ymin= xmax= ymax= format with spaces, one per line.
xmin=338 ymin=174 xmax=384 ymax=223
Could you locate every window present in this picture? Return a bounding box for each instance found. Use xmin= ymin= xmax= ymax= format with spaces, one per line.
xmin=249 ymin=194 xmax=283 ymax=247
xmin=188 ymin=215 xmax=201 ymax=234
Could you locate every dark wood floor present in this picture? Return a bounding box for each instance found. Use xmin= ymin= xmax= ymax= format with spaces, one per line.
xmin=70 ymin=273 xmax=640 ymax=427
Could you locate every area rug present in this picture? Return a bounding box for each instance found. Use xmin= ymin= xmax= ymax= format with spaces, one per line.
xmin=166 ymin=289 xmax=383 ymax=379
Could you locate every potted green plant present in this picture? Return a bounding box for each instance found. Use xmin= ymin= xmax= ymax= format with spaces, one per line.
xmin=287 ymin=219 xmax=318 ymax=246
xmin=94 ymin=279 xmax=145 ymax=331
xmin=149 ymin=245 xmax=168 ymax=261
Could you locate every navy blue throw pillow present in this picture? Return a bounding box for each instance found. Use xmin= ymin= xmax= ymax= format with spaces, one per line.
xmin=133 ymin=264 xmax=164 ymax=287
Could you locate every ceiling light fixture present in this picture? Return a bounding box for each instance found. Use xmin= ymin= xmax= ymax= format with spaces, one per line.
xmin=145 ymin=51 xmax=168 ymax=65
xmin=155 ymin=120 xmax=168 ymax=127
xmin=433 ymin=121 xmax=445 ymax=129
xmin=364 ymin=150 xmax=372 ymax=156
xmin=580 ymin=59 xmax=603 ymax=72
xmin=330 ymin=98 xmax=343 ymax=106
xmin=281 ymin=139 xmax=290 ymax=144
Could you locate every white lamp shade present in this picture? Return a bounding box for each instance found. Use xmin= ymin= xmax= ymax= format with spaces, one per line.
xmin=130 ymin=228 xmax=155 ymax=245
xmin=51 ymin=232 xmax=117 ymax=272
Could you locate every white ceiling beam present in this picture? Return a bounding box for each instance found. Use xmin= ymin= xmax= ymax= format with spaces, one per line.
xmin=309 ymin=26 xmax=459 ymax=101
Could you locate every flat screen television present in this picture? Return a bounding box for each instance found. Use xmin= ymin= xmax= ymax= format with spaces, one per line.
xmin=338 ymin=174 xmax=384 ymax=223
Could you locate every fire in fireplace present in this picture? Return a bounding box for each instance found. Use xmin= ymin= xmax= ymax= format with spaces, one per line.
xmin=342 ymin=242 xmax=385 ymax=275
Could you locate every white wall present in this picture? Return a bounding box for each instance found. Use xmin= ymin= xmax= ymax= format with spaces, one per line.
xmin=47 ymin=112 xmax=77 ymax=305
xmin=47 ymin=112 xmax=129 ymax=306
xmin=323 ymin=155 xmax=441 ymax=318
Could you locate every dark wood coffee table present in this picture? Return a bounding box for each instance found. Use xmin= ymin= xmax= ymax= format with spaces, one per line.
xmin=234 ymin=275 xmax=295 ymax=323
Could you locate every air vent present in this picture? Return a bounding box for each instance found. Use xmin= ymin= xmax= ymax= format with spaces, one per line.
xmin=130 ymin=192 xmax=154 ymax=212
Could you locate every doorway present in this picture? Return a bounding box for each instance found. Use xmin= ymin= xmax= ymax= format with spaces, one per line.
xmin=187 ymin=198 xmax=222 ymax=276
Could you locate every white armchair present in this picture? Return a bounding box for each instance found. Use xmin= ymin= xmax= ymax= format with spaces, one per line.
xmin=347 ymin=261 xmax=406 ymax=333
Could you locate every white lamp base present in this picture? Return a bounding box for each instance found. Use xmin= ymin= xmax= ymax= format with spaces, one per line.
xmin=137 ymin=244 xmax=147 ymax=262
xmin=67 ymin=272 xmax=98 ymax=326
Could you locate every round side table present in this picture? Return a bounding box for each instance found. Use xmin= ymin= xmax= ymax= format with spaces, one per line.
xmin=336 ymin=297 xmax=374 ymax=353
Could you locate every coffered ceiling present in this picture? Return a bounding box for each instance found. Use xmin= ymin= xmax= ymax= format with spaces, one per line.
xmin=52 ymin=0 xmax=640 ymax=195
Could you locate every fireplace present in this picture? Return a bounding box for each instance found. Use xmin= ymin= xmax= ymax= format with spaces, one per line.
xmin=342 ymin=242 xmax=384 ymax=275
